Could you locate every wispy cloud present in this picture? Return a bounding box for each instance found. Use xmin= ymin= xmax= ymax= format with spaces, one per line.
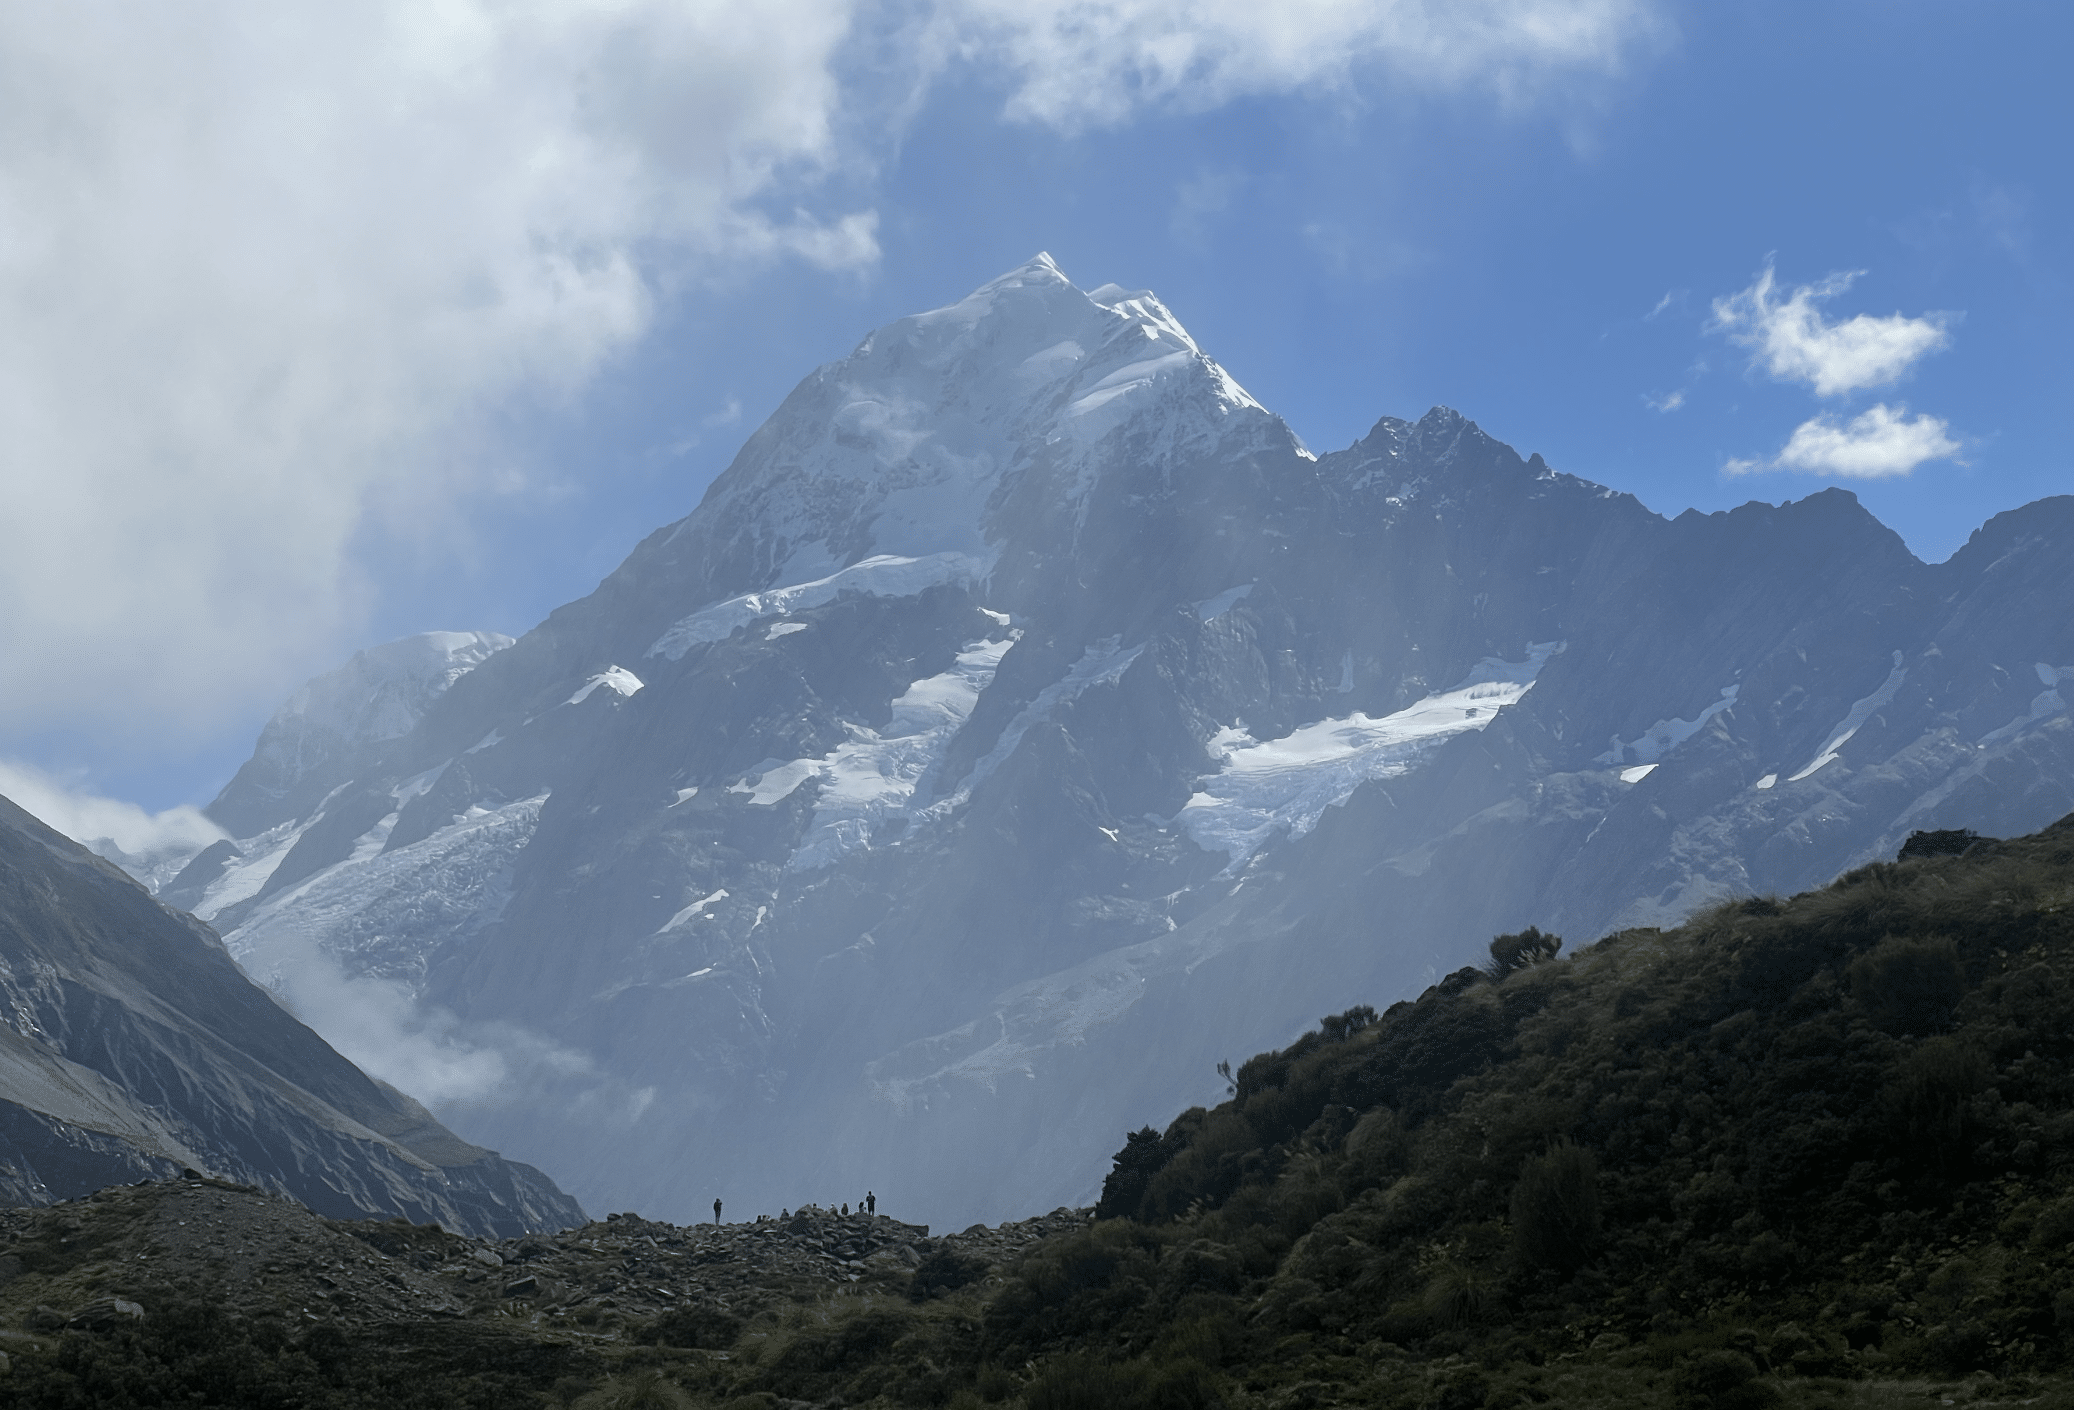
xmin=950 ymin=0 xmax=1666 ymax=132
xmin=1645 ymin=289 xmax=1683 ymax=320
xmin=1725 ymin=404 xmax=1960 ymax=480
xmin=0 ymin=758 xmax=225 ymax=859
xmin=1709 ymin=262 xmax=1954 ymax=396
xmin=1643 ymin=389 xmax=1684 ymax=412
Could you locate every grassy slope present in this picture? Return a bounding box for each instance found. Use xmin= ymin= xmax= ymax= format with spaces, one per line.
xmin=6 ymin=818 xmax=2074 ymax=1409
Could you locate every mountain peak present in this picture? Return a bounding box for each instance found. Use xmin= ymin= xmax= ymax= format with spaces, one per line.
xmin=646 ymin=256 xmax=1292 ymax=610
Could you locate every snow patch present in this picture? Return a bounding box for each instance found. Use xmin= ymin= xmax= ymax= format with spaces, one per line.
xmin=728 ymin=759 xmax=823 ymax=806
xmin=1787 ymin=652 xmax=1906 ymax=781
xmin=568 ymin=666 xmax=644 ymax=705
xmin=1977 ymin=662 xmax=2074 ymax=747
xmin=657 ymin=889 xmax=728 ymax=934
xmin=1755 ymin=773 xmax=1778 ymax=790
xmin=648 ymin=552 xmax=989 ymax=661
xmin=670 ymin=787 xmax=699 ymax=806
xmin=1178 ymin=643 xmax=1561 ymax=867
xmin=1194 ymin=584 xmax=1252 ymax=621
xmin=709 ymin=638 xmax=1020 ymax=868
xmin=1597 ymin=685 xmax=1739 ymax=766
xmin=1619 ymin=764 xmax=1658 ymax=784
xmin=766 ymin=622 xmax=808 ymax=640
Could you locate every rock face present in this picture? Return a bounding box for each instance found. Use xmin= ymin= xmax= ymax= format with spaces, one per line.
xmin=0 ymin=794 xmax=582 ymax=1236
xmin=154 ymin=255 xmax=2074 ymax=1230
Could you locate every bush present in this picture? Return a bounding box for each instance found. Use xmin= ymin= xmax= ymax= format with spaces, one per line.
xmin=638 ymin=1302 xmax=742 ymax=1349
xmin=1848 ymin=935 xmax=1965 ymax=1034
xmin=911 ymin=1245 xmax=991 ymax=1300
xmin=1097 ymin=1126 xmax=1170 ymax=1220
xmin=575 ymin=1371 xmax=692 ymax=1410
xmin=1672 ymin=1351 xmax=1779 ymax=1410
xmin=1509 ymin=1140 xmax=1600 ymax=1274
xmin=1486 ymin=928 xmax=1561 ymax=980
xmin=1899 ymin=829 xmax=1983 ymax=860
xmin=1882 ymin=1037 xmax=1990 ymax=1164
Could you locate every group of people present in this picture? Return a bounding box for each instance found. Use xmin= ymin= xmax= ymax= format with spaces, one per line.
xmin=712 ymin=1191 xmax=877 ymax=1226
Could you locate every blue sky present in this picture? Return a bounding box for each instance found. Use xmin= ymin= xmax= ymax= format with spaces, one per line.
xmin=1 ymin=0 xmax=2068 ymax=830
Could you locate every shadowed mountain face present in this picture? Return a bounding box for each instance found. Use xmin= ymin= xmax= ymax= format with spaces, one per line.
xmin=0 ymin=795 xmax=582 ymax=1236
xmin=155 ymin=256 xmax=2074 ymax=1230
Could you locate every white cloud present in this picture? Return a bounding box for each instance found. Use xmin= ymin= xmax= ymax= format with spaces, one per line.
xmin=943 ymin=0 xmax=1664 ymax=131
xmin=0 ymin=757 xmax=226 ymax=858
xmin=0 ymin=0 xmax=1667 ymax=748
xmin=0 ymin=0 xmax=870 ymax=739
xmin=1726 ymin=403 xmax=1960 ymax=480
xmin=1644 ymin=388 xmax=1684 ymax=412
xmin=1774 ymin=404 xmax=1961 ymax=479
xmin=1709 ymin=263 xmax=1953 ymax=396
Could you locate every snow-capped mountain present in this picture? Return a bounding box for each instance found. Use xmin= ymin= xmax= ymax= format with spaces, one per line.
xmin=151 ymin=256 xmax=2074 ymax=1229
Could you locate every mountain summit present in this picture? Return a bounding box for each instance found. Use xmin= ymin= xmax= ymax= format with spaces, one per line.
xmin=152 ymin=259 xmax=2074 ymax=1228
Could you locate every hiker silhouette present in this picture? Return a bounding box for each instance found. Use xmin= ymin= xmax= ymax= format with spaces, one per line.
xmin=713 ymin=1198 xmax=722 ymax=1226
xmin=866 ymin=1191 xmax=876 ymax=1216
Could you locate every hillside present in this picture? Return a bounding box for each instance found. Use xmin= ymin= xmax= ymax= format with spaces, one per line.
xmin=0 ymin=794 xmax=582 ymax=1238
xmin=4 ymin=814 xmax=2072 ymax=1406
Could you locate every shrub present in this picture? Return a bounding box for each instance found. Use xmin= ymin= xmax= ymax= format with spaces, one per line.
xmin=1097 ymin=1126 xmax=1170 ymax=1220
xmin=1424 ymin=1260 xmax=1492 ymax=1329
xmin=1882 ymin=1037 xmax=1990 ymax=1164
xmin=1024 ymin=1355 xmax=1142 ymax=1410
xmin=1509 ymin=1140 xmax=1600 ymax=1274
xmin=1899 ymin=829 xmax=1983 ymax=860
xmin=1848 ymin=934 xmax=1964 ymax=1034
xmin=911 ymin=1244 xmax=992 ymax=1300
xmin=1486 ymin=927 xmax=1562 ymax=980
xmin=575 ymin=1371 xmax=692 ymax=1410
xmin=638 ymin=1301 xmax=742 ymax=1349
xmin=1672 ymin=1351 xmax=1779 ymax=1410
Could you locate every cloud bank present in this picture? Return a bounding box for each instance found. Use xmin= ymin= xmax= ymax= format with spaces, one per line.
xmin=0 ymin=0 xmax=1664 ymax=747
xmin=0 ymin=0 xmax=869 ymax=739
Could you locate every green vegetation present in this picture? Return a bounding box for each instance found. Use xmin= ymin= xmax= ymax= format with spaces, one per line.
xmin=7 ymin=817 xmax=2074 ymax=1407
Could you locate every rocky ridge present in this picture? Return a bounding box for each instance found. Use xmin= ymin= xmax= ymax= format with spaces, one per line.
xmin=0 ymin=1173 xmax=1087 ymax=1354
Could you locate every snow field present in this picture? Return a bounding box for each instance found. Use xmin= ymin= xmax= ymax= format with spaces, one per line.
xmin=1179 ymin=644 xmax=1561 ymax=866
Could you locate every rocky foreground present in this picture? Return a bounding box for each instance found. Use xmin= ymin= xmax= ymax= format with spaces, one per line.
xmin=0 ymin=1172 xmax=1086 ymax=1332
xmin=0 ymin=1174 xmax=1089 ymax=1404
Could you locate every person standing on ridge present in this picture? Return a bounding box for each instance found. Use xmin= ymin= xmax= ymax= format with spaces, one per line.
xmin=866 ymin=1191 xmax=876 ymax=1216
xmin=713 ymin=1198 xmax=722 ymax=1226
